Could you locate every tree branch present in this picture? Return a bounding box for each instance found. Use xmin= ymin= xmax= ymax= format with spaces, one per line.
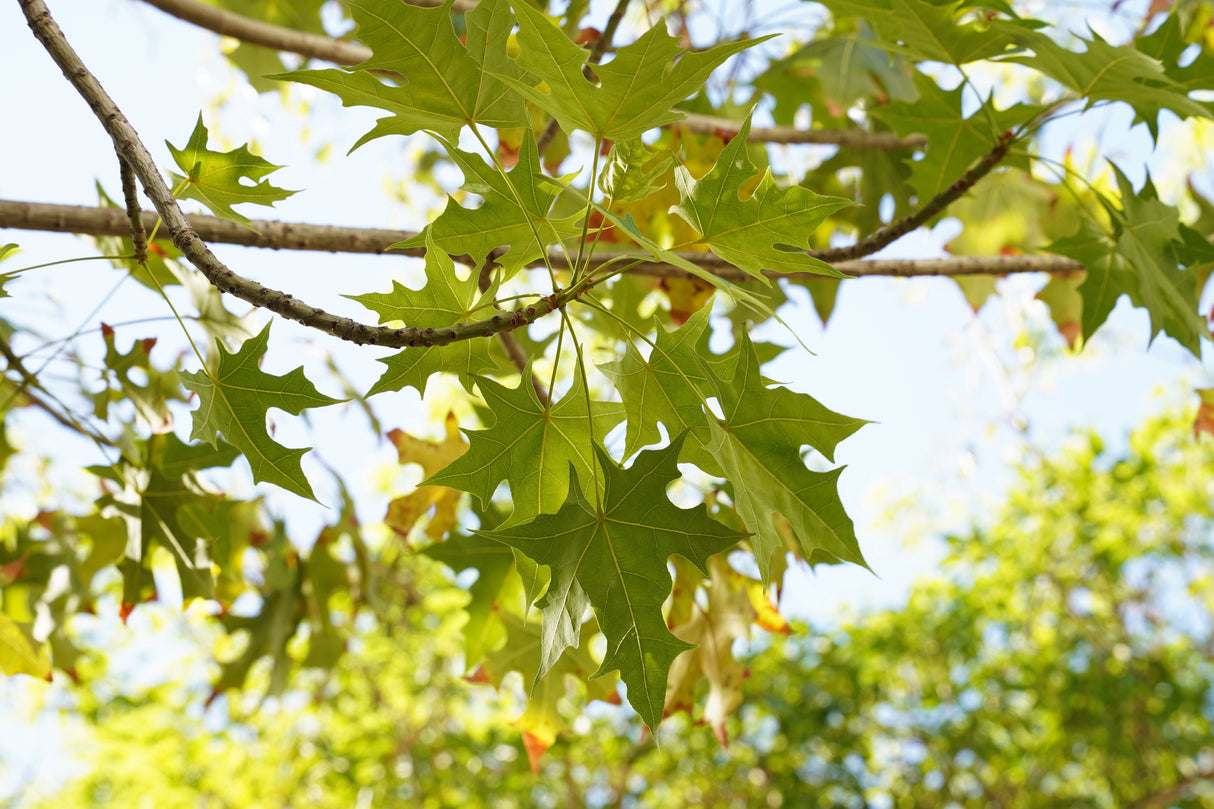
xmin=0 ymin=198 xmax=1085 ymax=279
xmin=20 ymin=0 xmax=578 ymax=351
xmin=136 ymin=0 xmax=921 ymax=151
xmin=813 ymin=129 xmax=1017 ymax=264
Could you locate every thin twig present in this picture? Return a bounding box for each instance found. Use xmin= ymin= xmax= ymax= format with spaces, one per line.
xmin=0 ymin=199 xmax=1086 ymax=278
xmin=0 ymin=333 xmax=119 ymax=448
xmin=117 ymin=153 xmax=147 ymax=262
xmin=813 ymin=129 xmax=1017 ymax=264
xmin=19 ymin=0 xmax=566 ymax=350
xmin=141 ymin=0 xmax=474 ymax=67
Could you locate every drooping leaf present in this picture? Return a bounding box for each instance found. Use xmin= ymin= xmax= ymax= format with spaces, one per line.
xmin=475 ymin=613 xmax=618 ymax=772
xmin=167 ymin=115 xmax=296 ymax=229
xmin=385 ymin=412 xmax=468 ymax=543
xmin=490 ymin=2 xmax=764 ymax=141
xmin=427 ymin=363 xmax=623 ymax=526
xmin=277 ymin=0 xmax=527 ymax=146
xmin=480 ymin=435 xmax=745 ymax=732
xmin=356 ymin=240 xmax=501 ymax=397
xmin=665 ymin=556 xmax=761 ymax=746
xmin=703 ymin=331 xmax=869 ymax=582
xmin=670 ymin=118 xmax=852 ymax=279
xmin=178 ymin=323 xmax=341 ymax=500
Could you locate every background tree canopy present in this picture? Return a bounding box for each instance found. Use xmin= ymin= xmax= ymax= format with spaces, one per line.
xmin=1 ymin=0 xmax=1213 ymax=793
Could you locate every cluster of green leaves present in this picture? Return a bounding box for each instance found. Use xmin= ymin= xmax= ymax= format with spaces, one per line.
xmin=3 ymin=0 xmax=1214 ymax=763
xmin=27 ymin=413 xmax=1214 ymax=808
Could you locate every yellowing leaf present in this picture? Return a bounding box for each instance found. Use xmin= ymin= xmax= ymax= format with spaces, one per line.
xmin=0 ymin=613 xmax=51 ymax=681
xmin=665 ymin=556 xmax=756 ymax=746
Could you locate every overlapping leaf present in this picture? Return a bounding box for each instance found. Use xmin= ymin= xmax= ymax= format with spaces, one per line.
xmin=396 ymin=130 xmax=579 ymax=279
xmin=167 ymin=116 xmax=296 ymax=228
xmin=1000 ymin=24 xmax=1213 ymax=138
xmin=278 ymin=0 xmax=527 ymax=145
xmin=92 ymin=432 xmax=240 ymax=606
xmin=384 ymin=413 xmax=468 ymax=544
xmin=179 ymin=324 xmax=341 ymax=500
xmin=874 ymin=73 xmax=1036 ymax=201
xmin=480 ymin=436 xmax=745 ymax=731
xmin=703 ymin=332 xmax=869 ymax=582
xmin=491 ymin=2 xmax=762 ymax=141
xmin=475 ymin=613 xmax=617 ymax=771
xmin=354 ymin=240 xmax=501 ymax=397
xmin=1049 ymin=167 xmax=1208 ymax=354
xmin=670 ymin=119 xmax=852 ymax=279
xmin=598 ymin=306 xmax=720 ymax=467
xmin=427 ymin=364 xmax=622 ymax=526
xmin=665 ymin=556 xmax=764 ymax=745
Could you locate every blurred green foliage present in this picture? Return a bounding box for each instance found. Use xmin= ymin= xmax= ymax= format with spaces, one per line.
xmin=23 ymin=413 xmax=1214 ymax=808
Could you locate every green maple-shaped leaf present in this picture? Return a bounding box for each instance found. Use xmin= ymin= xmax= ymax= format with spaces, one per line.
xmin=93 ymin=433 xmax=241 ymax=605
xmin=821 ymin=0 xmax=1022 ymax=65
xmin=427 ymin=364 xmax=623 ymax=525
xmin=1050 ymin=166 xmax=1208 ymax=354
xmin=178 ymin=323 xmax=341 ymax=500
xmin=353 ymin=239 xmax=501 ymax=397
xmin=704 ymin=331 xmax=868 ymax=582
xmin=397 ymin=129 xmax=578 ymax=279
xmin=91 ymin=328 xmax=184 ymax=430
xmin=1000 ymin=25 xmax=1213 ymax=138
xmin=875 ymin=73 xmax=1036 ymax=201
xmin=1137 ymin=14 xmax=1214 ymax=103
xmin=490 ymin=2 xmax=763 ymax=141
xmin=670 ymin=119 xmax=852 ymax=279
xmin=277 ymin=0 xmax=526 ymax=146
xmin=599 ymin=306 xmax=721 ymax=468
xmin=755 ymin=21 xmax=918 ymax=125
xmin=167 ymin=115 xmax=296 ymax=228
xmin=0 ymin=614 xmax=51 ymax=680
xmin=425 ymin=531 xmax=518 ymax=666
xmin=481 ymin=435 xmax=745 ymax=732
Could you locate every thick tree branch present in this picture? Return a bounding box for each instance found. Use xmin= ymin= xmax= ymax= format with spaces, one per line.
xmin=136 ymin=0 xmax=921 ymax=151
xmin=0 ymin=199 xmax=1086 ymax=278
xmin=19 ymin=0 xmax=566 ymax=350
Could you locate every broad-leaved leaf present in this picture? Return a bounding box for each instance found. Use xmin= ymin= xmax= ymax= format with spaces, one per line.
xmin=670 ymin=119 xmax=852 ymax=279
xmin=490 ymin=1 xmax=763 ymax=141
xmin=167 ymin=115 xmax=296 ymax=229
xmin=703 ymin=331 xmax=868 ymax=582
xmin=427 ymin=364 xmax=623 ymax=525
xmin=179 ymin=324 xmax=341 ymax=500
xmin=396 ymin=129 xmax=579 ymax=278
xmin=355 ymin=240 xmax=501 ymax=397
xmin=480 ymin=435 xmax=745 ymax=732
xmin=277 ymin=0 xmax=527 ymax=145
